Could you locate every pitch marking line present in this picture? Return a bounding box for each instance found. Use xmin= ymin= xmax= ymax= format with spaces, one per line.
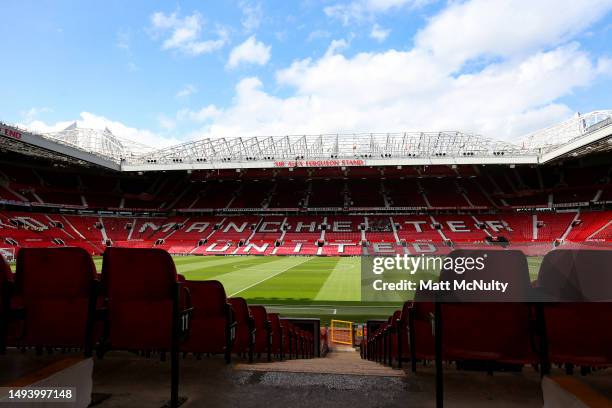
xmin=257 ymin=304 xmax=400 ymax=309
xmin=228 ymin=257 xmax=312 ymax=297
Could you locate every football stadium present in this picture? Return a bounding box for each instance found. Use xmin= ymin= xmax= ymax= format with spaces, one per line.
xmin=1 ymin=2 xmax=612 ymax=407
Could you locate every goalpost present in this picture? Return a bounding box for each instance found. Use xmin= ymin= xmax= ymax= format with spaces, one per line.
xmin=330 ymin=319 xmax=354 ymax=345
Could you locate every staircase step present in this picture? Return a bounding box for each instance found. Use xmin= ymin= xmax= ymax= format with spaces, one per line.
xmin=234 ymin=348 xmax=404 ymax=377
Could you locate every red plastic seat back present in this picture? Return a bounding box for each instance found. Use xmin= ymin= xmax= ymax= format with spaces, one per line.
xmin=185 ymin=280 xmax=227 ymax=319
xmin=181 ymin=280 xmax=228 ymax=353
xmin=249 ymin=305 xmax=268 ymax=330
xmin=249 ymin=305 xmax=270 ymax=352
xmin=538 ymin=249 xmax=612 ymax=301
xmin=439 ymin=249 xmax=531 ymax=302
xmin=268 ymin=313 xmax=282 ymax=350
xmin=574 ymin=250 xmax=612 ymax=301
xmin=102 ymin=247 xmax=178 ymax=350
xmin=536 ymin=250 xmax=582 ymax=301
xmin=438 ymin=250 xmax=535 ymax=364
xmin=537 ymin=250 xmax=612 ymax=365
xmin=411 ymin=290 xmax=436 ymax=358
xmin=0 ymin=253 xmax=11 ymax=282
xmin=391 ymin=310 xmax=401 ymax=322
xmin=399 ymin=300 xmax=411 ymax=326
xmin=15 ymin=247 xmax=97 ymax=347
xmin=228 ymin=297 xmax=251 ymax=351
xmin=228 ymin=297 xmax=250 ymax=324
xmin=268 ymin=313 xmax=281 ymax=333
xmin=0 ymin=254 xmax=12 ymax=313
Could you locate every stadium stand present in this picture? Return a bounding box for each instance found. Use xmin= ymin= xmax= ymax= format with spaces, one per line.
xmin=0 ymin=116 xmax=611 ymax=408
xmin=0 ymin=208 xmax=610 ymax=256
xmin=0 ymin=145 xmax=609 ymax=258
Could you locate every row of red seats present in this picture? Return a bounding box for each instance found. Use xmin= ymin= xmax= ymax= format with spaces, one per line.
xmin=0 ymin=247 xmax=316 ymax=407
xmin=360 ymin=249 xmax=612 ymax=405
xmin=182 ymin=279 xmax=314 ymax=363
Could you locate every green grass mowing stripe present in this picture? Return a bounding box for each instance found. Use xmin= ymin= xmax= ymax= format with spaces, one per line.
xmin=172 ymin=256 xmax=232 ymax=266
xmin=93 ymin=257 xmax=103 ymax=272
xmin=211 ymin=257 xmax=312 ymax=297
xmin=314 ymin=257 xmax=361 ymax=301
xmin=178 ymin=256 xmax=282 ymax=280
xmin=527 ymin=256 xmax=543 ymax=280
xmin=93 ymin=254 xmax=281 ymax=277
xmin=236 ymin=257 xmax=338 ymax=301
xmin=172 ymin=255 xmax=267 ymax=266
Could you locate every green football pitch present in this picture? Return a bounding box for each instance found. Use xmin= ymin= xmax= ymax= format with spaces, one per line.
xmin=91 ymin=255 xmax=544 ymax=326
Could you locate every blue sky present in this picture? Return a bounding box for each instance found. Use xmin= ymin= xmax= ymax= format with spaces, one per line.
xmin=1 ymin=0 xmax=612 ymax=147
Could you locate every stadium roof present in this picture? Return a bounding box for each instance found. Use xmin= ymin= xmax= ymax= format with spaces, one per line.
xmin=1 ymin=110 xmax=611 ymax=172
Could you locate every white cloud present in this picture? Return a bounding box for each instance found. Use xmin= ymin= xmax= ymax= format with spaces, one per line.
xmin=307 ymin=30 xmax=332 ymax=42
xmin=370 ymin=24 xmax=390 ymax=42
xmin=20 ymin=107 xmax=52 ymax=122
xmin=227 ymin=36 xmax=271 ymax=68
xmin=116 ymin=29 xmax=131 ymax=51
xmin=193 ymin=43 xmax=602 ymax=141
xmin=325 ymin=0 xmax=430 ymax=24
xmin=184 ymin=0 xmax=612 ymax=142
xmin=176 ymin=84 xmax=197 ymax=98
xmin=415 ymin=0 xmax=612 ymax=69
xmin=240 ymin=1 xmax=263 ymax=32
xmin=325 ymin=39 xmax=350 ymax=56
xmin=21 ymin=112 xmax=180 ymax=148
xmin=30 ymin=0 xmax=612 ymax=148
xmin=149 ymin=11 xmax=229 ymax=56
xmin=157 ymin=114 xmax=176 ymax=130
xmin=127 ymin=62 xmax=139 ymax=72
xmin=177 ymin=105 xmax=222 ymax=122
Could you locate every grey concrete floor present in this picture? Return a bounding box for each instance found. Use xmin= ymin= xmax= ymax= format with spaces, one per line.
xmin=2 ymin=349 xmax=611 ymax=407
xmin=90 ymin=351 xmax=549 ymax=408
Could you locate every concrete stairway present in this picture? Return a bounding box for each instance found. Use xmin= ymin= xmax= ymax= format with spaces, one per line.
xmin=234 ymin=346 xmax=404 ymax=377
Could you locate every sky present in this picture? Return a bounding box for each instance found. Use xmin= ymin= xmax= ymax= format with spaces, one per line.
xmin=1 ymin=0 xmax=612 ymax=148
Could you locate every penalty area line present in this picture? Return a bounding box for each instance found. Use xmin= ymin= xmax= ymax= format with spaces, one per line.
xmin=229 ymin=257 xmax=312 ymax=297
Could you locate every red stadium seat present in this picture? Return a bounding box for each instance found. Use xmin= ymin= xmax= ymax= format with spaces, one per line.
xmin=10 ymin=247 xmax=98 ymax=353
xmin=249 ymin=305 xmax=272 ymax=361
xmin=303 ymin=330 xmax=314 ymax=358
xmin=0 ymin=253 xmax=14 ymax=353
xmin=181 ymin=280 xmax=235 ymax=364
xmin=387 ymin=309 xmax=402 ymax=367
xmin=268 ymin=312 xmax=284 ymax=360
xmin=370 ymin=321 xmax=390 ymax=364
xmin=99 ymin=247 xmax=191 ymax=408
xmin=536 ymin=250 xmax=612 ymax=370
xmin=436 ymin=249 xmax=537 ymax=364
xmin=433 ymin=249 xmax=539 ymax=406
xmin=393 ymin=301 xmax=411 ymax=369
xmin=228 ymin=297 xmax=255 ymax=363
xmin=406 ymin=291 xmax=436 ymax=368
xmin=280 ymin=319 xmax=297 ymax=359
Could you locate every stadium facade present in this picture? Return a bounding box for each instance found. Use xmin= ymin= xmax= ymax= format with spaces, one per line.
xmin=0 ymin=111 xmax=611 ymax=260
